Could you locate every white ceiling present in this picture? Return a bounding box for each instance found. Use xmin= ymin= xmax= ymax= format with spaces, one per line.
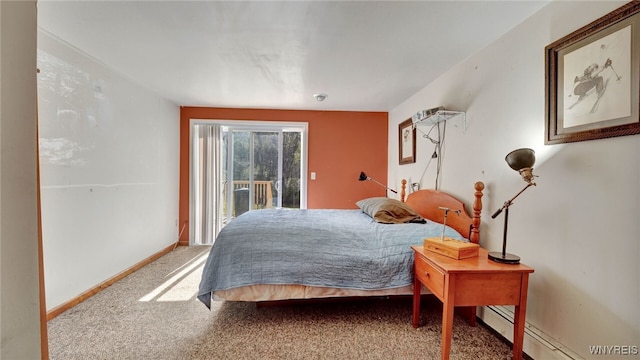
xmin=37 ymin=1 xmax=549 ymax=112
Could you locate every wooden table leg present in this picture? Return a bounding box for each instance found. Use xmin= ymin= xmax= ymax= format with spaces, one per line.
xmin=458 ymin=306 xmax=477 ymax=326
xmin=441 ymin=302 xmax=454 ymax=360
xmin=441 ymin=277 xmax=455 ymax=360
xmin=468 ymin=306 xmax=477 ymax=326
xmin=512 ymin=274 xmax=530 ymax=360
xmin=412 ymin=276 xmax=421 ymax=328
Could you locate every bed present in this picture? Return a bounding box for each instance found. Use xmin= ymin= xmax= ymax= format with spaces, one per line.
xmin=197 ymin=180 xmax=484 ymax=309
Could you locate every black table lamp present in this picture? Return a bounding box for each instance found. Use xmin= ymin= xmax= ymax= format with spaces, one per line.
xmin=358 ymin=171 xmax=397 ymax=194
xmin=489 ymin=148 xmax=537 ymax=264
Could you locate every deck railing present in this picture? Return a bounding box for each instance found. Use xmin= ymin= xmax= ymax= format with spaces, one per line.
xmin=232 ymin=180 xmax=273 ymax=210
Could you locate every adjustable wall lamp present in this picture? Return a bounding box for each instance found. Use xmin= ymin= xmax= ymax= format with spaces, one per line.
xmin=358 ymin=171 xmax=397 ymax=194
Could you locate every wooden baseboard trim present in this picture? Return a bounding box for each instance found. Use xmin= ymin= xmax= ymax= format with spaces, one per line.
xmin=46 ymin=242 xmax=182 ymax=321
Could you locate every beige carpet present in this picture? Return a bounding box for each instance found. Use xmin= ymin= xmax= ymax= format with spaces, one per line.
xmin=47 ymin=245 xmax=515 ymax=359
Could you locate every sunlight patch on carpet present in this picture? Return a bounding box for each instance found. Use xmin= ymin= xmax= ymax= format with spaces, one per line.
xmin=138 ymin=252 xmax=208 ymax=302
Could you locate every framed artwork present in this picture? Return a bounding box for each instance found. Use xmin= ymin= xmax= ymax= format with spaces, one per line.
xmin=545 ymin=1 xmax=640 ymax=144
xmin=399 ymin=118 xmax=415 ymax=164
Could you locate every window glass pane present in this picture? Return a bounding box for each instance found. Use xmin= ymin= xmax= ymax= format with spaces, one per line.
xmin=232 ymin=131 xmax=250 ymax=217
xmin=252 ymin=132 xmax=278 ymax=210
xmin=282 ymin=131 xmax=301 ymax=208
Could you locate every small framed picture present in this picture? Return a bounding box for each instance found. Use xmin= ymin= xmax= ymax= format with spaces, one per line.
xmin=399 ymin=118 xmax=415 ymax=164
xmin=545 ymin=1 xmax=640 ymax=144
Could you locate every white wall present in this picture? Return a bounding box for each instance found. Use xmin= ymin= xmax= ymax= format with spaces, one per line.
xmin=389 ymin=1 xmax=639 ymax=359
xmin=0 ymin=1 xmax=42 ymax=358
xmin=37 ymin=30 xmax=180 ymax=310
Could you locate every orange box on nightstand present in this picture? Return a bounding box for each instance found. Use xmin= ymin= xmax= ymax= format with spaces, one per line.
xmin=423 ymin=237 xmax=479 ymax=260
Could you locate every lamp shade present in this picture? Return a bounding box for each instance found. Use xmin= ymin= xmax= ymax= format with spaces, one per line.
xmin=505 ymin=148 xmax=535 ymax=171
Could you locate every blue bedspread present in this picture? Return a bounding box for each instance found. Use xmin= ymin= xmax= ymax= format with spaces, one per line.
xmin=197 ymin=209 xmax=463 ymax=308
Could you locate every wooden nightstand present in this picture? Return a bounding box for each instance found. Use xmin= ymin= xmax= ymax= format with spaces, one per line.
xmin=411 ymin=245 xmax=534 ymax=360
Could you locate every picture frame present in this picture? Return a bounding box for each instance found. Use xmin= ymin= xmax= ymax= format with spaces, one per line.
xmin=545 ymin=1 xmax=640 ymax=145
xmin=399 ymin=118 xmax=416 ymax=164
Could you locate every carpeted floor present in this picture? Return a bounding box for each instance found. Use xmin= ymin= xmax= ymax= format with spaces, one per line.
xmin=47 ymin=245 xmax=514 ymax=359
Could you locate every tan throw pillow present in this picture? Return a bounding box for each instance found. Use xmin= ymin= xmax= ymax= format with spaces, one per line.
xmin=356 ymin=197 xmax=426 ymax=224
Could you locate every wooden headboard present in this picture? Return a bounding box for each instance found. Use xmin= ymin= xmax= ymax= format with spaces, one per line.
xmin=399 ymin=179 xmax=484 ymax=243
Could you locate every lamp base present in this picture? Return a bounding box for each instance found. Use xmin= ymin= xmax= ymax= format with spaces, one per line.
xmin=488 ymin=251 xmax=520 ymax=264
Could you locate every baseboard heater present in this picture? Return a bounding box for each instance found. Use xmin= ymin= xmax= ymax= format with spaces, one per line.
xmin=483 ymin=305 xmax=584 ymax=360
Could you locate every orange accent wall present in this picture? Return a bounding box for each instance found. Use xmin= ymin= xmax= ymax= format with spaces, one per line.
xmin=179 ymin=107 xmax=389 ymax=244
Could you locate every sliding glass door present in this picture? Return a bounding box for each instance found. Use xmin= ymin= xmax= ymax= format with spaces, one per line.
xmin=190 ymin=121 xmax=307 ymax=245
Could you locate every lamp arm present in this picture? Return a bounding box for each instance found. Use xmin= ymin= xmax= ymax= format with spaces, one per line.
xmin=491 ymin=182 xmax=535 ymax=219
xmin=368 ymin=177 xmax=398 ymax=194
